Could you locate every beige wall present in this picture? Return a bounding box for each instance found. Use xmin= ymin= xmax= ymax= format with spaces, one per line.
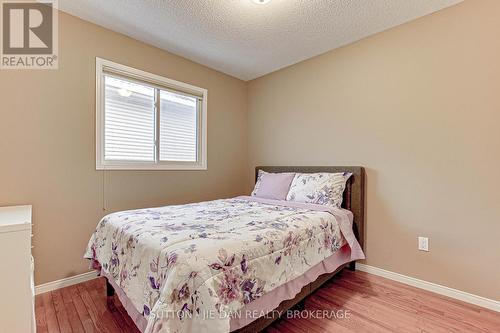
xmin=0 ymin=12 xmax=248 ymax=285
xmin=1 ymin=0 xmax=498 ymax=301
xmin=247 ymin=0 xmax=500 ymax=300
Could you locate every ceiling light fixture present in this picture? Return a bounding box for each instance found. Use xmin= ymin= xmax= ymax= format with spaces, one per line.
xmin=252 ymin=0 xmax=271 ymax=5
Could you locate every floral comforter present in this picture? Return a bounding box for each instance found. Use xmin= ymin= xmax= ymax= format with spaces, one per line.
xmin=84 ymin=196 xmax=364 ymax=333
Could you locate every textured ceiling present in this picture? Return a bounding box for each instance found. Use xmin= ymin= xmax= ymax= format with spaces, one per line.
xmin=59 ymin=0 xmax=463 ymax=81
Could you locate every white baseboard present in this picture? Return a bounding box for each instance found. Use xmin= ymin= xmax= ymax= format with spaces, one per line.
xmin=357 ymin=263 xmax=500 ymax=313
xmin=35 ymin=271 xmax=99 ymax=295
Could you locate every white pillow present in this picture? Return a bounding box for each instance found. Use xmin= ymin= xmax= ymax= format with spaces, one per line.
xmin=286 ymin=172 xmax=352 ymax=208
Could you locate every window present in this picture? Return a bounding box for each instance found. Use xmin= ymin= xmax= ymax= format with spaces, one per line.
xmin=96 ymin=58 xmax=207 ymax=170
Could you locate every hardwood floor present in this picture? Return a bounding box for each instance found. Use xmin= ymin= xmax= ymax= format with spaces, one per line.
xmin=35 ymin=269 xmax=500 ymax=333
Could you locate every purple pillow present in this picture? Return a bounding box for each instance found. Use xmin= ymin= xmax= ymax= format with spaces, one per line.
xmin=252 ymin=172 xmax=295 ymax=200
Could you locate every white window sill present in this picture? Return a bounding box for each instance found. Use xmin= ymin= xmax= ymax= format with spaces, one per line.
xmin=96 ymin=163 xmax=207 ymax=171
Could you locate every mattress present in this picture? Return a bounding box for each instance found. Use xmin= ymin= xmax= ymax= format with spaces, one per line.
xmin=85 ymin=196 xmax=364 ymax=333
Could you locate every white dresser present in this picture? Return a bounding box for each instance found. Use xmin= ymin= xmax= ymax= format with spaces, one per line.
xmin=0 ymin=205 xmax=35 ymax=333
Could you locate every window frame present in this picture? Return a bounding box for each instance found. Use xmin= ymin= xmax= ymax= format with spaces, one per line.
xmin=95 ymin=57 xmax=207 ymax=170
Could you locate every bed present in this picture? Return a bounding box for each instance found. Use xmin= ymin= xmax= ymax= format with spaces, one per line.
xmin=84 ymin=166 xmax=365 ymax=333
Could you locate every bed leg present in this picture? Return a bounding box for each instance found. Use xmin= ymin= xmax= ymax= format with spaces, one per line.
xmin=348 ymin=261 xmax=356 ymax=271
xmin=106 ymin=279 xmax=115 ymax=297
xmin=105 ymin=279 xmax=117 ymax=310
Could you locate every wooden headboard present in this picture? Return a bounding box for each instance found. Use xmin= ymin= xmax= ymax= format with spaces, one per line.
xmin=255 ymin=166 xmax=366 ymax=250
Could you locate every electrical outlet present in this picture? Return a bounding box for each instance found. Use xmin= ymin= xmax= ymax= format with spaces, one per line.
xmin=418 ymin=237 xmax=429 ymax=251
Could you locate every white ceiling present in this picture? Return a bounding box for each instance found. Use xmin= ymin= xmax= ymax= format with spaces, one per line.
xmin=59 ymin=0 xmax=463 ymax=81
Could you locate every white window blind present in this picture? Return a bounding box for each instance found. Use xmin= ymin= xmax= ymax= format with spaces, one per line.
xmin=159 ymin=90 xmax=198 ymax=162
xmin=96 ymin=58 xmax=207 ymax=170
xmin=104 ymin=76 xmax=155 ymax=161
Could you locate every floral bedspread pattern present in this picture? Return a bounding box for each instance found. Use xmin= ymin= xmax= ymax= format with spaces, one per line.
xmin=85 ymin=197 xmax=364 ymax=333
xmin=286 ymin=172 xmax=352 ymax=208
